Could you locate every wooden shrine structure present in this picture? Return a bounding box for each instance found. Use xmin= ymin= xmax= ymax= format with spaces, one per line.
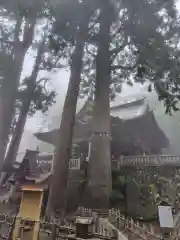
xmin=35 ymin=97 xmax=169 ymax=158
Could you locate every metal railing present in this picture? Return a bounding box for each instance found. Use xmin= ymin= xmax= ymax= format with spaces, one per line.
xmin=37 ymin=153 xmax=180 ymax=169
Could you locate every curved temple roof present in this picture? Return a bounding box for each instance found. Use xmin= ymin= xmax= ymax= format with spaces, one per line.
xmin=34 ymin=97 xmax=169 ymax=153
xmin=110 ymin=97 xmax=148 ymax=120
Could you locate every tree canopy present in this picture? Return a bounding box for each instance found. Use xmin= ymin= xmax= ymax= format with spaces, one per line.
xmin=46 ymin=0 xmax=180 ymax=114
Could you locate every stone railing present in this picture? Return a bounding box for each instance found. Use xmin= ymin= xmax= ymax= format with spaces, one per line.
xmin=37 ymin=153 xmax=180 ymax=170
xmin=109 ymin=209 xmax=162 ymax=240
xmin=113 ymin=155 xmax=180 ymax=167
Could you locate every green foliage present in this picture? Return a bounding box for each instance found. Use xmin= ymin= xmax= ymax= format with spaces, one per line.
xmin=75 ymin=0 xmax=180 ymax=114
xmin=17 ymin=68 xmax=56 ymax=116
xmin=140 ymin=184 xmax=153 ymax=202
xmin=112 ymin=170 xmax=127 ymax=192
xmin=149 ymin=184 xmax=157 ymax=201
xmin=119 ymin=0 xmax=180 ymax=114
xmin=6 ymin=0 xmax=178 ymax=116
xmin=112 ymin=169 xmax=122 ymax=180
xmin=110 ymin=190 xmax=124 ymax=208
xmin=0 ymin=0 xmax=46 ymax=18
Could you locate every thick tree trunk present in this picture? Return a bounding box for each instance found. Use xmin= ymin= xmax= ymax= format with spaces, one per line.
xmin=49 ymin=23 xmax=89 ymax=215
xmin=0 ymin=17 xmax=23 ymax=173
xmin=1 ymin=42 xmax=43 ymax=183
xmin=3 ymin=100 xmax=30 ymax=172
xmin=0 ymin=18 xmax=35 ymax=173
xmin=0 ymin=98 xmax=31 ymax=186
xmin=85 ymin=3 xmax=112 ymax=211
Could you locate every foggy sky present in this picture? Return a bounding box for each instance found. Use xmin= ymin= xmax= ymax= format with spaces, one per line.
xmin=17 ymin=0 xmax=180 ymax=153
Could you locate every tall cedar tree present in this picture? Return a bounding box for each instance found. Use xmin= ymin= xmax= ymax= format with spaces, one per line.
xmin=49 ymin=0 xmax=98 ymax=215
xmin=85 ymin=1 xmax=114 ymax=211
xmin=0 ymin=16 xmax=35 ymax=173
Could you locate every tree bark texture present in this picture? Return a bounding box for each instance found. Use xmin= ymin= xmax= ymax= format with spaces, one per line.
xmin=0 ymin=18 xmax=36 ymax=173
xmin=49 ymin=22 xmax=89 ymax=214
xmin=1 ymin=42 xmax=43 ymax=185
xmin=85 ymin=2 xmax=113 ymax=211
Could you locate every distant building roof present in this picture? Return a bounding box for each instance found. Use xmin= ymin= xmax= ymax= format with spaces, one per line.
xmin=15 ymin=152 xmax=26 ymax=163
xmin=111 ymin=97 xmax=148 ymax=120
xmin=34 ymin=110 xmax=169 ymax=155
xmin=111 ymin=110 xmax=169 ymax=155
xmin=34 ymin=97 xmax=148 ymax=145
xmin=110 ymin=96 xmax=146 ymax=109
xmin=34 ymin=97 xmax=169 ymax=154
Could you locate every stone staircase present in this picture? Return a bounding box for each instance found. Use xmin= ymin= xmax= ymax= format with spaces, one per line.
xmin=109 ymin=209 xmax=162 ymax=240
xmin=77 ymin=207 xmax=161 ymax=240
xmin=99 ymin=218 xmax=128 ymax=240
